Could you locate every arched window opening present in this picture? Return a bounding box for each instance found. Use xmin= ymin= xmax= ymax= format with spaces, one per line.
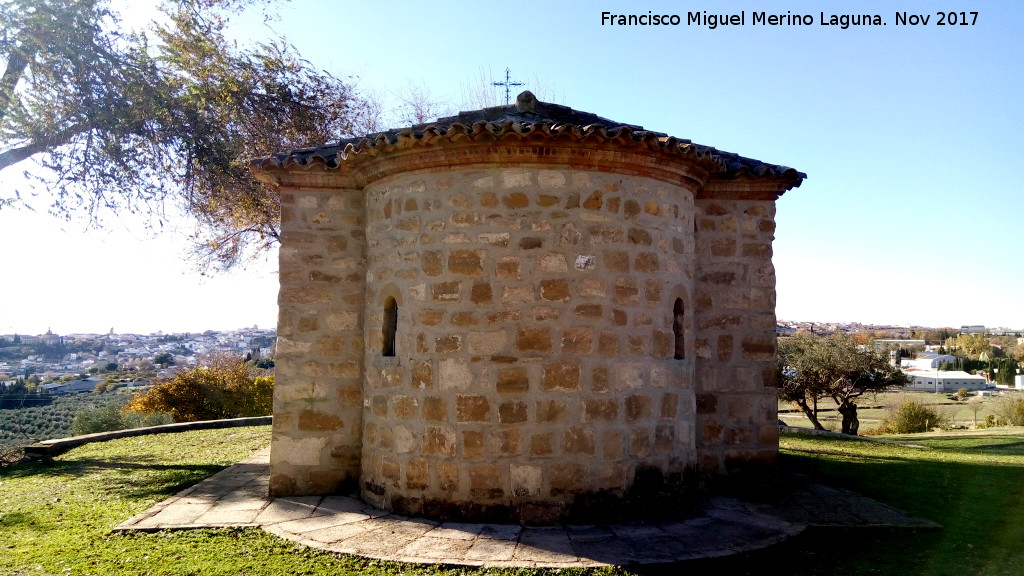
xmin=673 ymin=298 xmax=685 ymax=360
xmin=383 ymin=297 xmax=398 ymax=357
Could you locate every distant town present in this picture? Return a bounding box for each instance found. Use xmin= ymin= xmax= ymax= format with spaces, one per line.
xmin=4 ymin=321 xmax=1024 ymax=395
xmin=776 ymin=321 xmax=1024 ymax=393
xmin=776 ymin=321 xmax=1024 ymax=338
xmin=0 ymin=327 xmax=276 ymax=394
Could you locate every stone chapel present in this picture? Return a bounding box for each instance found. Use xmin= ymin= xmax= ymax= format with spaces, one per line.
xmin=251 ymin=91 xmax=805 ymax=524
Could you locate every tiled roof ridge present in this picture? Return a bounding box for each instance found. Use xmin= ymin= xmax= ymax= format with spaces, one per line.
xmin=252 ymin=91 xmax=806 ymax=184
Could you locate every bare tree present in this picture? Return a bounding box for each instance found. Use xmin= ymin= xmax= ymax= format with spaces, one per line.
xmin=393 ymin=81 xmax=453 ymax=125
xmin=460 ymin=66 xmax=502 ymax=110
xmin=967 ymin=396 xmax=985 ymax=428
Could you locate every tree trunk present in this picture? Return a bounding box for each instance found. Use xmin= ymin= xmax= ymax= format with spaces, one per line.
xmin=795 ymin=398 xmax=826 ymax=430
xmin=838 ymin=402 xmax=859 ymax=435
xmin=0 ymin=47 xmax=30 ymax=121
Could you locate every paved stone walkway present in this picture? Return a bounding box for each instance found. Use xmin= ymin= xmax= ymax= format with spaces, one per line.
xmin=115 ymin=448 xmax=938 ymax=567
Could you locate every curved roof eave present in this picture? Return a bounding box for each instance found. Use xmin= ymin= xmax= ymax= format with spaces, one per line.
xmin=250 ymin=91 xmax=806 ymax=189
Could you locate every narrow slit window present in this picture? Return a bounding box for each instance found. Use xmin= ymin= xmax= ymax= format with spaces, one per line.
xmin=383 ymin=297 xmax=398 ymax=357
xmin=673 ymin=298 xmax=685 ymax=360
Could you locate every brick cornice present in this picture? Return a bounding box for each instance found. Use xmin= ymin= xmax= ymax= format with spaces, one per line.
xmin=701 ymin=176 xmax=800 ymax=201
xmin=255 ymin=133 xmax=715 ymax=192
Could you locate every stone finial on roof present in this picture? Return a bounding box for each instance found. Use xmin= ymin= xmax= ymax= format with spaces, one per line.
xmin=515 ymin=90 xmax=538 ymax=113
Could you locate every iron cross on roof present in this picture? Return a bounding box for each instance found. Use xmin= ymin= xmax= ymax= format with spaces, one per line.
xmin=492 ymin=68 xmax=524 ymax=105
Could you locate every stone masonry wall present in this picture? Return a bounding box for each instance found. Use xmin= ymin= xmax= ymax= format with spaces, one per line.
xmin=270 ymin=187 xmax=367 ymax=496
xmin=692 ymin=195 xmax=780 ymax=477
xmin=358 ymin=167 xmax=698 ymax=523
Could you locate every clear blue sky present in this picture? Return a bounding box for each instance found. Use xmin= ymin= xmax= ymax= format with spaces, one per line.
xmin=1 ymin=0 xmax=1021 ymax=334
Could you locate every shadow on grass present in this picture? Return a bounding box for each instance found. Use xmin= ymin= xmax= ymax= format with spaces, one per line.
xmin=0 ymin=510 xmax=49 ymax=531
xmin=967 ymin=441 xmax=1024 ymax=456
xmin=626 ymin=527 xmax=941 ymax=576
xmin=0 ymin=455 xmax=226 ymax=500
xmin=907 ymin=433 xmax=1024 ymax=456
xmin=625 ymin=440 xmax=1024 ymax=576
xmin=744 ymin=438 xmax=1024 ymax=576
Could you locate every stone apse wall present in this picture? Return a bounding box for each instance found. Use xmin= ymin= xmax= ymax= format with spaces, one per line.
xmin=255 ymin=107 xmax=801 ymax=524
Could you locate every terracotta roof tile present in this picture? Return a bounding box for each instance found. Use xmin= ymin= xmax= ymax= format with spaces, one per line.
xmin=252 ymin=91 xmax=806 ymax=186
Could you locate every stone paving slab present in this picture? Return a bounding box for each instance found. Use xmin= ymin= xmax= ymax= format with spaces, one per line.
xmin=468 ymin=539 xmax=516 ymax=562
xmin=114 ymin=448 xmax=939 ymax=567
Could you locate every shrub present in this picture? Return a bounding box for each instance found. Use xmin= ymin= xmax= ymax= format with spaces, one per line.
xmin=123 ymin=356 xmax=273 ymax=422
xmin=994 ymin=397 xmax=1024 ymax=426
xmin=981 ymin=414 xmax=1000 ymax=428
xmin=251 ymin=357 xmax=275 ymax=369
xmin=71 ymin=403 xmax=126 ymax=435
xmin=71 ymin=403 xmax=174 ymax=435
xmin=122 ymin=410 xmax=174 ymax=429
xmin=0 ymin=444 xmax=23 ymax=466
xmin=877 ymin=396 xmax=949 ymax=434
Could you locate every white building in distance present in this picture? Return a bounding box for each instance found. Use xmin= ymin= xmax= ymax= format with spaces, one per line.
xmin=902 ymin=353 xmax=958 ymax=371
xmin=905 ymin=370 xmax=987 ymax=393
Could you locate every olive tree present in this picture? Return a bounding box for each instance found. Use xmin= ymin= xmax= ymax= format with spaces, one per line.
xmin=778 ymin=334 xmax=908 ymax=434
xmin=1 ymin=0 xmax=379 ymax=270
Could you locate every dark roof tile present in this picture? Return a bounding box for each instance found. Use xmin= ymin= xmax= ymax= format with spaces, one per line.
xmin=253 ymin=91 xmax=806 ymax=185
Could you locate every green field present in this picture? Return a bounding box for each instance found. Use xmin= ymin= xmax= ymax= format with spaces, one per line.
xmin=779 ymin=390 xmax=1014 ymax=433
xmin=4 ymin=425 xmax=1024 ymax=575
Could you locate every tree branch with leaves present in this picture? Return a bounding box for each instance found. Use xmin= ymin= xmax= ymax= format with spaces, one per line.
xmin=0 ymin=0 xmax=379 ymax=270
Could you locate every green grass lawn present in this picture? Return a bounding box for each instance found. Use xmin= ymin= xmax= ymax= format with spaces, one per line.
xmin=0 ymin=426 xmax=613 ymax=576
xmin=0 ymin=427 xmax=410 ymax=576
xmin=659 ymin=430 xmax=1024 ymax=576
xmin=4 ymin=426 xmax=1024 ymax=575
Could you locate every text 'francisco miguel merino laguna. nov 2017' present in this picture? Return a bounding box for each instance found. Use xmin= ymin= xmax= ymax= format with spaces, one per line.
xmin=600 ymin=11 xmax=979 ymax=29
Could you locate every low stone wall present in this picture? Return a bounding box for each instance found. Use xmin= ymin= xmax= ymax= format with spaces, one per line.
xmin=23 ymin=416 xmax=272 ymax=459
